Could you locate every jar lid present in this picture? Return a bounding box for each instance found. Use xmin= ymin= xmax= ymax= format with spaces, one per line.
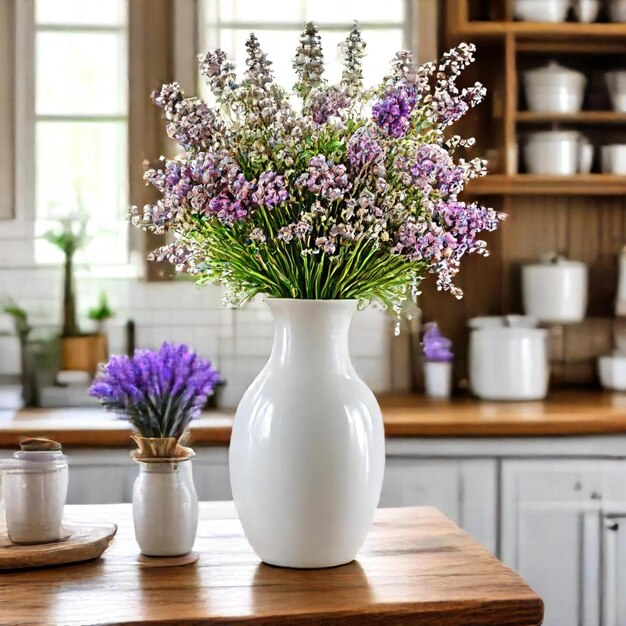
xmin=525 ymin=61 xmax=585 ymax=81
xmin=524 ymin=253 xmax=587 ymax=269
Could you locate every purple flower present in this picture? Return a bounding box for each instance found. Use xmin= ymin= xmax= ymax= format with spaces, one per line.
xmin=297 ymin=154 xmax=351 ymax=200
xmin=372 ymin=86 xmax=417 ymax=138
xmin=89 ymin=342 xmax=222 ymax=439
xmin=208 ymin=194 xmax=248 ymax=224
xmin=252 ymin=171 xmax=289 ymax=207
xmin=347 ymin=128 xmax=383 ymax=169
xmin=422 ymin=322 xmax=453 ymax=362
xmin=310 ymin=88 xmax=350 ymax=124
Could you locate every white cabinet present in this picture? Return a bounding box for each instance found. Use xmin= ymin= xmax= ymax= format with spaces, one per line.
xmin=381 ymin=457 xmax=497 ymax=553
xmin=501 ymin=459 xmax=626 ymax=626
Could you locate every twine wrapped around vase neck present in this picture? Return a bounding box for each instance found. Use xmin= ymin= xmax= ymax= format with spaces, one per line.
xmin=130 ymin=431 xmax=195 ymax=463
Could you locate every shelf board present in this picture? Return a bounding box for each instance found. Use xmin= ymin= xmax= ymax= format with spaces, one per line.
xmin=516 ymin=111 xmax=626 ymax=124
xmin=458 ymin=21 xmax=626 ymax=39
xmin=466 ymin=174 xmax=626 ymax=196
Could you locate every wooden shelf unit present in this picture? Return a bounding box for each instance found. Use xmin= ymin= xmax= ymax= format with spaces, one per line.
xmin=417 ymin=0 xmax=626 ymax=390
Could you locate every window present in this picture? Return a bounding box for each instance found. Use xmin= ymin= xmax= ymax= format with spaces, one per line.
xmin=198 ymin=0 xmax=411 ymax=96
xmin=33 ymin=0 xmax=129 ymax=266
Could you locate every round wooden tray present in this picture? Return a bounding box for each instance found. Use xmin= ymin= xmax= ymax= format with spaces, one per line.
xmin=0 ymin=521 xmax=117 ymax=570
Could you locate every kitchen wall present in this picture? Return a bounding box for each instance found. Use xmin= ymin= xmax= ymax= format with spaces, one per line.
xmin=0 ymin=225 xmax=393 ymax=406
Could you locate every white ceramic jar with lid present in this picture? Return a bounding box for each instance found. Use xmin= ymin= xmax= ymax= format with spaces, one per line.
xmin=522 ymin=255 xmax=588 ymax=324
xmin=2 ymin=439 xmax=68 ymax=544
xmin=468 ymin=317 xmax=549 ymax=401
xmin=523 ymin=62 xmax=586 ymax=113
xmin=524 ymin=131 xmax=592 ymax=175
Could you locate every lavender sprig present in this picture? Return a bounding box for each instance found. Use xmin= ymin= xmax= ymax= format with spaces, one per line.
xmin=89 ymin=343 xmax=222 ymax=439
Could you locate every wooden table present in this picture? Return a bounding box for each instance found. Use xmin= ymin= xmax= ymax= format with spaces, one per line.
xmin=0 ymin=503 xmax=544 ymax=625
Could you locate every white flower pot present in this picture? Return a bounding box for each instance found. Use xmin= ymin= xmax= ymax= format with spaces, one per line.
xmin=132 ymin=459 xmax=198 ymax=556
xmin=423 ymin=361 xmax=453 ymax=399
xmin=230 ymin=299 xmax=385 ymax=569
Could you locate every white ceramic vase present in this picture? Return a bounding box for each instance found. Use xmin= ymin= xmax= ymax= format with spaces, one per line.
xmin=230 ymin=299 xmax=385 ymax=569
xmin=423 ymin=361 xmax=453 ymax=399
xmin=132 ymin=459 xmax=198 ymax=556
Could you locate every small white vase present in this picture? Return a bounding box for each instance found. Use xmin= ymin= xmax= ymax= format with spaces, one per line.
xmin=423 ymin=361 xmax=453 ymax=399
xmin=132 ymin=459 xmax=198 ymax=556
xmin=230 ymin=298 xmax=385 ymax=569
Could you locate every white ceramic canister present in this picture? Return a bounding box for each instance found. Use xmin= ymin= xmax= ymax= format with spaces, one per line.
xmin=601 ymin=144 xmax=626 ymax=175
xmin=524 ymin=131 xmax=592 ymax=175
xmin=132 ymin=458 xmax=198 ymax=557
xmin=3 ymin=450 xmax=68 ymax=544
xmin=523 ymin=62 xmax=586 ymax=113
xmin=469 ymin=325 xmax=550 ymax=401
xmin=514 ymin=0 xmax=570 ymax=22
xmin=606 ymin=71 xmax=626 ymax=112
xmin=522 ymin=256 xmax=588 ymax=324
xmin=423 ymin=361 xmax=453 ymax=399
xmin=598 ymin=353 xmax=626 ymax=391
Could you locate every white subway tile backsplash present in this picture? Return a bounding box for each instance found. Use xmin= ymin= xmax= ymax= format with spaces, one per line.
xmin=0 ymin=260 xmax=393 ymax=406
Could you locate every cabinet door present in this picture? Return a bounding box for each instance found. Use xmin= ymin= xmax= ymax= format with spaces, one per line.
xmin=192 ymin=448 xmax=232 ymax=501
xmin=67 ymin=450 xmax=138 ymax=504
xmin=501 ymin=459 xmax=605 ymax=626
xmin=381 ymin=457 xmax=497 ymax=553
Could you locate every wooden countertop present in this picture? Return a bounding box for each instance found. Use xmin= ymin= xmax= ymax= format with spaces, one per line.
xmin=1 ymin=390 xmax=625 ymax=447
xmin=0 ymin=503 xmax=544 ymax=625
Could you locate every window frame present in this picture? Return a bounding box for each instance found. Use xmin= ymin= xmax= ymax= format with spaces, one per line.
xmin=191 ymin=0 xmax=439 ymax=92
xmin=6 ymin=0 xmax=140 ymax=276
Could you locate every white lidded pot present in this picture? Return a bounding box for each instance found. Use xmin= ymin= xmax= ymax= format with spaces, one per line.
xmin=2 ymin=449 xmax=68 ymax=544
xmin=522 ymin=255 xmax=588 ymax=324
xmin=469 ymin=317 xmax=550 ymax=401
xmin=523 ymin=62 xmax=586 ymax=113
xmin=524 ymin=131 xmax=593 ymax=175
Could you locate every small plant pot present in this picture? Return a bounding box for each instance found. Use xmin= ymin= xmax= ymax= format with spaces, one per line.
xmin=60 ymin=334 xmax=107 ymax=375
xmin=423 ymin=361 xmax=453 ymax=399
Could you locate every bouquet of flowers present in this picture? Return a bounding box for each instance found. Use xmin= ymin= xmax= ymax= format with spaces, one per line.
xmin=131 ymin=23 xmax=505 ymax=314
xmin=89 ymin=342 xmax=222 ymax=441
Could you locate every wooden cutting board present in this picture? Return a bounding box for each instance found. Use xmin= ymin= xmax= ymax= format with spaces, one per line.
xmin=0 ymin=521 xmax=117 ymax=570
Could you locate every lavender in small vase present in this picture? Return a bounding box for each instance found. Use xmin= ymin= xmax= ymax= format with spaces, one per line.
xmin=91 ymin=342 xmax=221 ymax=557
xmin=422 ymin=323 xmax=453 ymax=399
xmin=90 ymin=342 xmax=222 ymax=458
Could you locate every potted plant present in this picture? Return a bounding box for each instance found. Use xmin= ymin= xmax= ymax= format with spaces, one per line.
xmin=89 ymin=342 xmax=222 ymax=557
xmin=130 ymin=25 xmax=504 ymax=567
xmin=44 ymin=218 xmax=106 ymax=374
xmin=422 ymin=322 xmax=454 ymax=399
xmin=88 ymin=292 xmax=115 ymax=335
